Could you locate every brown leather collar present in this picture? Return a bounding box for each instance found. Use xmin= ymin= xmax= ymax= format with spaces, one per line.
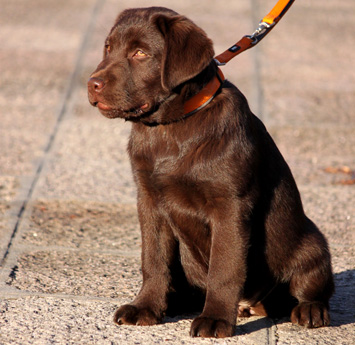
xmin=183 ymin=67 xmax=225 ymax=117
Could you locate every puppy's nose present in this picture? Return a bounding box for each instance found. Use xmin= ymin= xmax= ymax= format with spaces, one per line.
xmin=88 ymin=77 xmax=105 ymax=93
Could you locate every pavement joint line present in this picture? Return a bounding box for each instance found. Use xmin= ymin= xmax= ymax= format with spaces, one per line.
xmin=267 ymin=310 xmax=277 ymax=343
xmin=0 ymin=0 xmax=106 ymax=269
xmin=9 ymin=244 xmax=141 ymax=258
xmin=270 ymin=320 xmax=279 ymax=345
xmin=0 ymin=287 xmax=129 ymax=304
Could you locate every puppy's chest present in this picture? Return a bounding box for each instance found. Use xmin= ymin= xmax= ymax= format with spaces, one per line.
xmin=144 ymin=150 xmax=207 ymax=202
xmin=130 ymin=126 xmax=236 ymax=206
xmin=132 ymin=136 xmax=219 ymax=207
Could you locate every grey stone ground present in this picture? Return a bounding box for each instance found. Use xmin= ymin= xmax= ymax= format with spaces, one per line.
xmin=0 ymin=0 xmax=354 ymax=344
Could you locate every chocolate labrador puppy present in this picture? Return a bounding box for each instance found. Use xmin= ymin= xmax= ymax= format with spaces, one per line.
xmin=88 ymin=7 xmax=334 ymax=338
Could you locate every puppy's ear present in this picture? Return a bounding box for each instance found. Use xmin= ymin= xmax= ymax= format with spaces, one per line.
xmin=154 ymin=14 xmax=215 ymax=91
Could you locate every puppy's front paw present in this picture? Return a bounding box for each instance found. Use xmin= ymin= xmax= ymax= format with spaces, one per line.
xmin=291 ymin=302 xmax=330 ymax=328
xmin=114 ymin=304 xmax=161 ymax=326
xmin=190 ymin=316 xmax=235 ymax=338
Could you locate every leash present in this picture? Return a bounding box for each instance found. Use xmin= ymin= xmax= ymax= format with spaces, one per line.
xmin=214 ymin=0 xmax=295 ymax=66
xmin=183 ymin=0 xmax=295 ymax=116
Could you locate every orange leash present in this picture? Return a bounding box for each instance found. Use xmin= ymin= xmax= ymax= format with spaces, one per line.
xmin=214 ymin=0 xmax=295 ymax=65
xmin=183 ymin=0 xmax=295 ymax=116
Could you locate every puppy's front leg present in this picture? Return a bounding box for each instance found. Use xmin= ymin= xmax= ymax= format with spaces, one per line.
xmin=114 ymin=196 xmax=175 ymax=326
xmin=190 ymin=212 xmax=248 ymax=338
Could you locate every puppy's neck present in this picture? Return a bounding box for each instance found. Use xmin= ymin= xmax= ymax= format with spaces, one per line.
xmin=139 ymin=61 xmax=222 ymax=126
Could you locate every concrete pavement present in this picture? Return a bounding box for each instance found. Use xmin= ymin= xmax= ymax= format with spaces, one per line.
xmin=0 ymin=0 xmax=354 ymax=344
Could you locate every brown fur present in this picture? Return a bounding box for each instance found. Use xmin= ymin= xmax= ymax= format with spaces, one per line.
xmin=88 ymin=7 xmax=334 ymax=338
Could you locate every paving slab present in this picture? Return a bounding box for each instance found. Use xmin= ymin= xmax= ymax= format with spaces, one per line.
xmin=20 ymin=201 xmax=140 ymax=251
xmin=6 ymin=250 xmax=141 ymax=299
xmin=32 ymin=116 xmax=136 ymax=203
xmin=300 ymin=186 xmax=354 ymax=244
xmin=268 ymin=126 xmax=355 ymax=186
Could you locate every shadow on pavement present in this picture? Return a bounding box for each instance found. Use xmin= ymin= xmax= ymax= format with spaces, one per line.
xmin=330 ymin=269 xmax=355 ymax=327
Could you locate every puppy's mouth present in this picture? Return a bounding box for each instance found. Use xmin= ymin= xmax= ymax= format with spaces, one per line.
xmin=96 ymin=102 xmax=113 ymax=112
xmin=92 ymin=101 xmax=150 ymax=119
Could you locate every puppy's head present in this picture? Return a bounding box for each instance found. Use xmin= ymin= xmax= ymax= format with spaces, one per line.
xmin=88 ymin=7 xmax=214 ymax=121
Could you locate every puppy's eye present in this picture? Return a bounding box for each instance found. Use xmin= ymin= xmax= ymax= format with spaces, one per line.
xmin=133 ymin=50 xmax=147 ymax=58
xmin=105 ymin=44 xmax=111 ymax=54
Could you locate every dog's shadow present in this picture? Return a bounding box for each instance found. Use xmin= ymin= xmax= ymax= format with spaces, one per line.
xmin=328 ymin=269 xmax=355 ymax=327
xmin=165 ymin=270 xmax=355 ymax=335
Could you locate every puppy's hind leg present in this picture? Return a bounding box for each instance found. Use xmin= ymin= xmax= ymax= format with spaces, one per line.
xmin=289 ymin=227 xmax=334 ymax=328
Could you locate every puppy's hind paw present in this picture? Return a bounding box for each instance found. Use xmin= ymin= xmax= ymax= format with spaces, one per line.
xmin=291 ymin=302 xmax=330 ymax=328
